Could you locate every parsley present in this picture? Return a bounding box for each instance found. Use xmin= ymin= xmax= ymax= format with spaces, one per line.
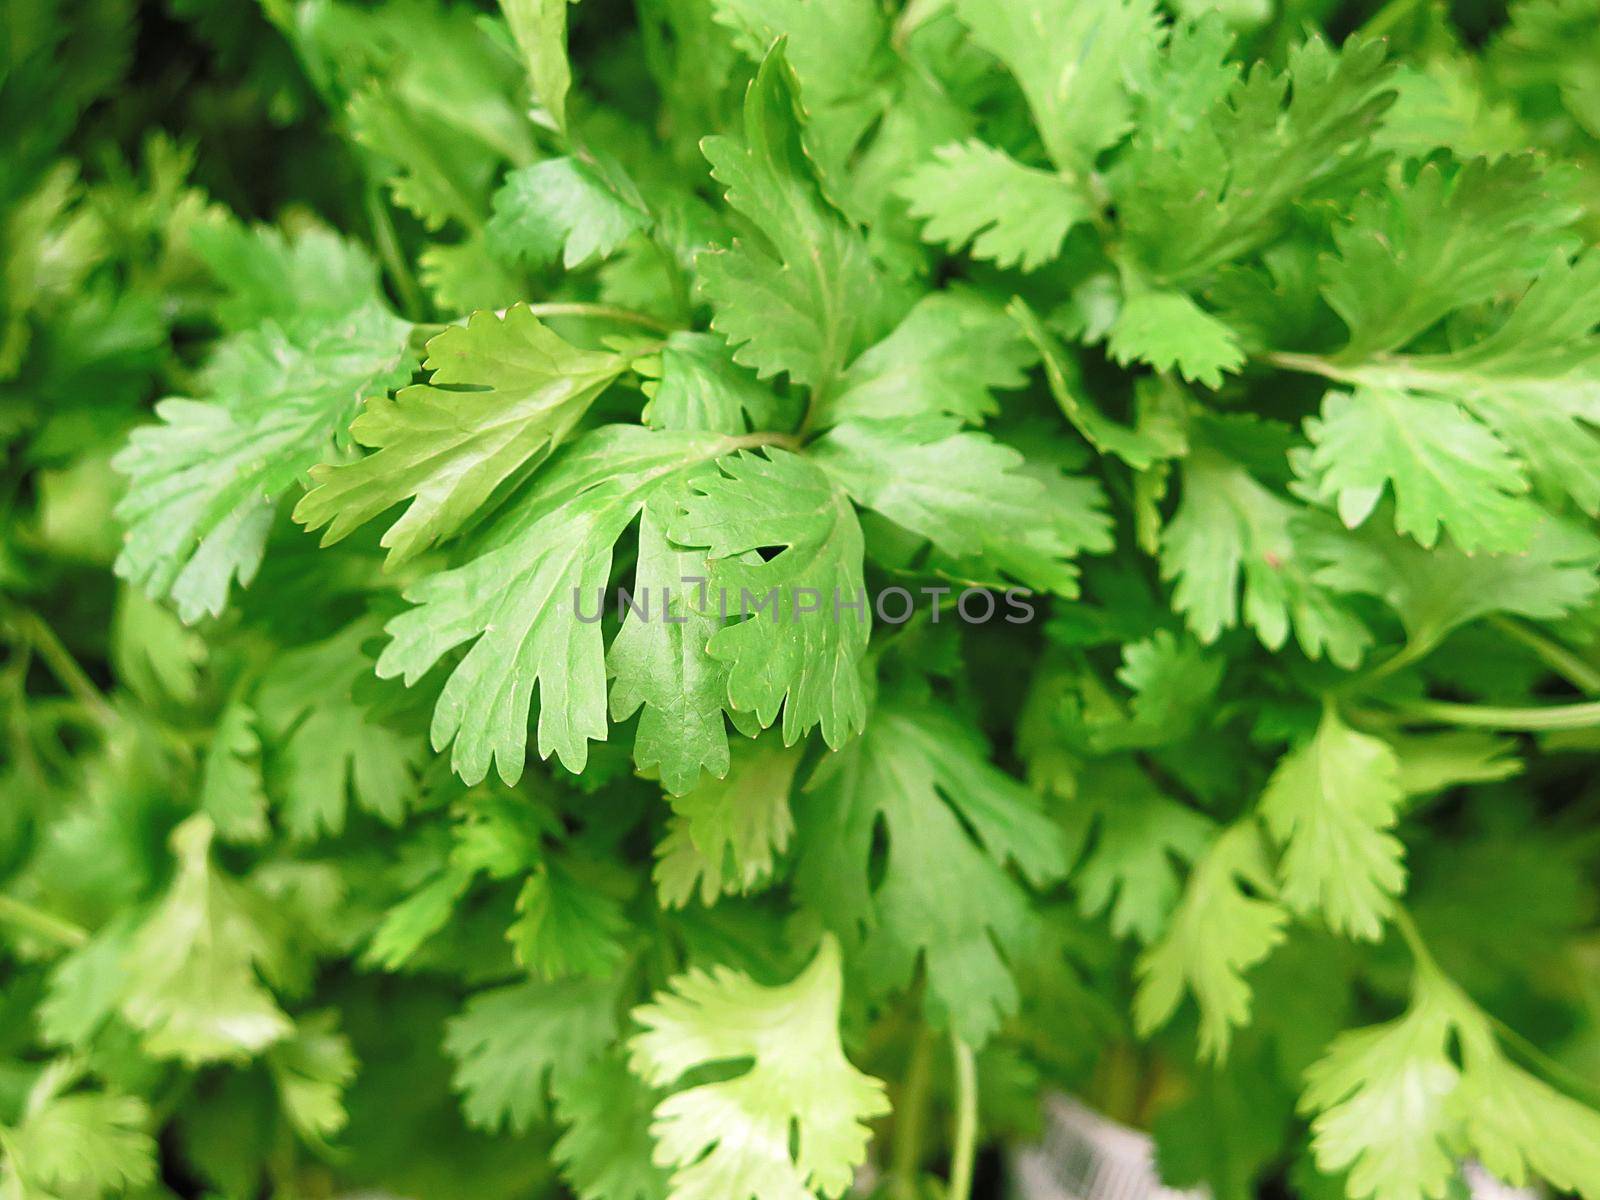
xmin=5 ymin=0 xmax=1600 ymax=1198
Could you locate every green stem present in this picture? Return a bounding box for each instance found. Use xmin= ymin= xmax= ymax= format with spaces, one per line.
xmin=3 ymin=607 xmax=116 ymax=728
xmin=3 ymin=645 xmax=45 ymax=785
xmin=724 ymin=430 xmax=802 ymax=453
xmin=525 ymin=302 xmax=679 ymax=333
xmin=0 ymin=894 xmax=89 ymax=949
xmin=1359 ymin=0 xmax=1427 ymax=38
xmin=1390 ymin=905 xmax=1436 ymax=969
xmin=1486 ymin=1011 xmax=1600 ymax=1110
xmin=890 ymin=1024 xmax=935 ymax=1200
xmin=1342 ymin=636 xmax=1438 ymax=694
xmin=946 ymin=1033 xmax=978 ymax=1200
xmin=367 ymin=186 xmax=425 ymax=323
xmin=1490 ymin=617 xmax=1600 ymax=694
xmin=892 ymin=0 xmax=952 ymax=49
xmin=1395 ymin=907 xmax=1600 ymax=1109
xmin=648 ymin=235 xmax=693 ymax=325
xmin=1264 ymin=350 xmax=1349 ymax=381
xmin=1382 ymin=697 xmax=1600 ymax=732
xmin=416 ymin=303 xmax=680 ymax=338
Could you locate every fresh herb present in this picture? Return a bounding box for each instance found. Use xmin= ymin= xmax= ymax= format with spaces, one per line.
xmin=3 ymin=0 xmax=1600 ymax=1198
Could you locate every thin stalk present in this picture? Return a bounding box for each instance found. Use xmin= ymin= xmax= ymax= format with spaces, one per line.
xmin=1359 ymin=0 xmax=1428 ymax=38
xmin=892 ymin=0 xmax=951 ymax=49
xmin=367 ymin=186 xmax=425 ymax=323
xmin=1487 ymin=1011 xmax=1600 ymax=1110
xmin=1390 ymin=905 xmax=1436 ymax=968
xmin=1335 ymin=636 xmax=1439 ymax=697
xmin=890 ymin=1024 xmax=935 ymax=1200
xmin=724 ymin=430 xmax=802 ymax=453
xmin=1394 ymin=908 xmax=1600 ymax=1108
xmin=648 ymin=235 xmax=693 ymax=325
xmin=1264 ymin=350 xmax=1350 ymax=381
xmin=416 ymin=302 xmax=680 ymax=338
xmin=0 ymin=894 xmax=89 ymax=949
xmin=523 ymin=302 xmax=679 ymax=334
xmin=147 ymin=1071 xmax=197 ymax=1126
xmin=4 ymin=608 xmax=116 ymax=728
xmin=1490 ymin=616 xmax=1600 ymax=694
xmin=946 ymin=1033 xmax=978 ymax=1200
xmin=794 ymin=380 xmax=832 ymax=444
xmin=4 ymin=645 xmax=45 ymax=785
xmin=1382 ymin=697 xmax=1600 ymax=732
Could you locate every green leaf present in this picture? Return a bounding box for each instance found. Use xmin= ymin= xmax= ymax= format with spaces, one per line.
xmin=1258 ymin=706 xmax=1406 ymax=941
xmin=796 ymin=699 xmax=1065 ymax=1044
xmin=653 ymin=735 xmax=801 ymax=908
xmin=444 ymin=974 xmax=618 ymax=1133
xmin=1375 ymin=58 xmax=1529 ymax=160
xmin=711 ymin=0 xmax=887 ymax=99
xmin=256 ymin=621 xmax=420 ymax=840
xmin=640 ymin=332 xmax=792 ymax=435
xmin=1066 ymin=761 xmax=1217 ymax=944
xmin=954 ymin=0 xmax=1163 ymax=171
xmin=608 ymin=490 xmax=736 ymax=795
xmin=1492 ymin=0 xmax=1600 ymax=140
xmin=1302 ymin=959 xmax=1600 ymax=1200
xmin=1152 ymin=1048 xmax=1298 ymax=1200
xmin=292 ymin=0 xmax=534 ymax=229
xmin=1285 ymin=250 xmax=1600 ymax=514
xmin=1453 ymin=1020 xmax=1600 ymax=1199
xmin=119 ymin=816 xmax=292 ymax=1063
xmin=1116 ymin=32 xmax=1396 ymax=283
xmin=296 ymin=305 xmax=635 ymax=566
xmin=489 ymin=157 xmax=651 ymax=269
xmin=553 ymin=1051 xmax=671 ymax=1200
xmin=900 ymin=140 xmax=1091 ymax=271
xmin=0 ymin=1067 xmax=156 ymax=1200
xmin=187 ymin=218 xmax=391 ymax=335
xmin=114 ymin=301 xmax=415 ymax=621
xmin=1161 ymin=445 xmax=1372 ymax=667
xmin=348 ymin=83 xmax=504 ymax=232
xmin=509 ymin=855 xmax=630 ymax=979
xmin=1321 ymin=155 xmax=1579 ymax=360
xmin=1091 ymin=629 xmax=1226 ymax=751
xmin=200 ymin=698 xmax=270 ymax=844
xmin=378 ymin=426 xmax=738 ymax=783
xmin=824 ymin=292 xmax=1037 ymax=426
xmin=669 ymin=448 xmax=870 ymax=750
xmin=1300 ymin=969 xmax=1462 ymax=1200
xmin=449 ymin=785 xmax=555 ymax=880
xmin=812 ymin=415 xmax=1105 ymax=596
xmin=38 ymin=917 xmax=141 ymax=1049
xmin=698 ymin=44 xmax=906 ymax=391
xmin=1012 ymin=298 xmax=1177 ymax=471
xmin=363 ymin=866 xmax=473 ymax=970
xmin=1298 ymin=388 xmax=1537 ymax=553
xmin=1134 ymin=822 xmax=1289 ymax=1061
xmin=500 ymin=0 xmax=574 ymax=132
xmin=628 ymin=935 xmax=889 ymax=1200
xmin=266 ymin=1012 xmax=359 ymax=1143
xmin=1107 ymin=289 xmax=1245 ymax=390
xmin=109 ymin=586 xmax=206 ymax=706
xmin=710 ymin=0 xmax=893 ymax=179
xmin=1306 ymin=515 xmax=1600 ymax=650
xmin=419 ymin=233 xmax=528 ymax=312
xmin=1387 ymin=731 xmax=1521 ymax=797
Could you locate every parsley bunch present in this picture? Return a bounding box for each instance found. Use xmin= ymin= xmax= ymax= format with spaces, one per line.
xmin=3 ymin=0 xmax=1600 ymax=1197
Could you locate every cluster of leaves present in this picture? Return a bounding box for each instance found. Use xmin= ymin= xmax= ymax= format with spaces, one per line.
xmin=3 ymin=0 xmax=1600 ymax=1198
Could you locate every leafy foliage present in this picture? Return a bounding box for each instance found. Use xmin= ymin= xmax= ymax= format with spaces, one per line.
xmin=4 ymin=1 xmax=1600 ymax=1199
xmin=628 ymin=936 xmax=887 ymax=1200
xmin=1301 ymin=954 xmax=1600 ymax=1200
